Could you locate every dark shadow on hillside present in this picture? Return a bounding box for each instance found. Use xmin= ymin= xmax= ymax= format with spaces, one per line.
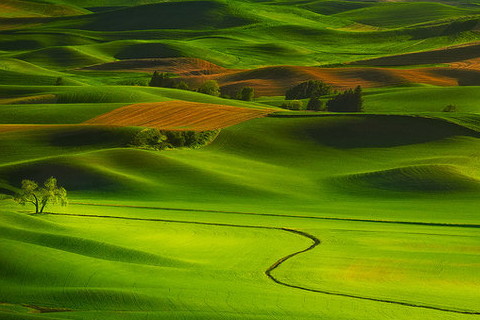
xmin=47 ymin=126 xmax=135 ymax=148
xmin=74 ymin=1 xmax=255 ymax=31
xmin=0 ymin=161 xmax=123 ymax=192
xmin=327 ymin=164 xmax=480 ymax=196
xmin=299 ymin=115 xmax=479 ymax=148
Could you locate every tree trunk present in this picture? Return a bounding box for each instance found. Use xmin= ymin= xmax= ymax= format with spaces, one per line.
xmin=33 ymin=194 xmax=39 ymax=214
xmin=39 ymin=200 xmax=47 ymax=213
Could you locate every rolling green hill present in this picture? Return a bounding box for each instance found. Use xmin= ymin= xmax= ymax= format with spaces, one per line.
xmin=1 ymin=1 xmax=480 ymax=319
xmin=1 ymin=0 xmax=480 ymax=70
xmin=1 ymin=114 xmax=480 ymax=319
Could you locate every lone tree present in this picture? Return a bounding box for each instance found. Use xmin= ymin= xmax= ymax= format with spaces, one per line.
xmin=285 ymin=80 xmax=332 ymax=100
xmin=14 ymin=177 xmax=67 ymax=214
xmin=198 ymin=80 xmax=220 ymax=96
xmin=326 ymin=85 xmax=363 ymax=112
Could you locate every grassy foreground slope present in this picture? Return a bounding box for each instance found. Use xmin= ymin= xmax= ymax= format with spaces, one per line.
xmin=1 ymin=114 xmax=479 ymax=319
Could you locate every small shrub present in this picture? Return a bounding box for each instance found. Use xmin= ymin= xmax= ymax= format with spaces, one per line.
xmin=280 ymin=100 xmax=305 ymax=110
xmin=443 ymin=104 xmax=457 ymax=112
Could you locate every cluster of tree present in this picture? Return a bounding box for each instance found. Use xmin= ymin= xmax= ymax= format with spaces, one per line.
xmin=197 ymin=80 xmax=220 ymax=96
xmin=149 ymin=72 xmax=220 ymax=96
xmin=281 ymin=80 xmax=363 ymax=112
xmin=281 ymin=98 xmax=325 ymax=111
xmin=149 ymin=72 xmax=255 ymax=101
xmin=14 ymin=177 xmax=67 ymax=214
xmin=282 ymin=80 xmax=331 ymax=111
xmin=129 ymin=128 xmax=220 ymax=150
xmin=222 ymin=86 xmax=255 ymax=101
xmin=326 ymin=85 xmax=363 ymax=112
xmin=149 ymin=71 xmax=190 ymax=90
xmin=285 ymin=80 xmax=332 ymax=100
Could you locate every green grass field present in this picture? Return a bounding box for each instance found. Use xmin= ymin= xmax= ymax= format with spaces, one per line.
xmin=1 ymin=0 xmax=480 ymax=319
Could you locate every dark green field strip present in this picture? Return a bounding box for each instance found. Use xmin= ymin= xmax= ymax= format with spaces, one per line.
xmin=45 ymin=211 xmax=480 ymax=315
xmin=71 ymin=202 xmax=480 ymax=229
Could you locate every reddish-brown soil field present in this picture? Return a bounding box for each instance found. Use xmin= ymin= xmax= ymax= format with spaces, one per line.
xmin=0 ymin=124 xmax=70 ymax=133
xmin=83 ymin=48 xmax=480 ymax=97
xmin=84 ymin=100 xmax=274 ymax=131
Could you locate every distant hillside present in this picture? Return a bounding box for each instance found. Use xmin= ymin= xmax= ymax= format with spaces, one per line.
xmin=1 ymin=0 xmax=479 ymax=69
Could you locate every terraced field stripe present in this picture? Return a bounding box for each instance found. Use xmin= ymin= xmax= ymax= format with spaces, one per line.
xmin=46 ymin=212 xmax=480 ymax=315
xmin=84 ymin=101 xmax=274 ymax=131
xmin=71 ymin=202 xmax=480 ymax=229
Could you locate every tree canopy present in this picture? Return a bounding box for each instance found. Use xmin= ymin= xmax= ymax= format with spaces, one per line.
xmin=239 ymin=87 xmax=255 ymax=101
xmin=285 ymin=80 xmax=332 ymax=100
xmin=307 ymin=96 xmax=324 ymax=111
xmin=14 ymin=177 xmax=67 ymax=214
xmin=326 ymin=85 xmax=363 ymax=112
xmin=198 ymin=80 xmax=221 ymax=96
xmin=149 ymin=71 xmax=176 ymax=88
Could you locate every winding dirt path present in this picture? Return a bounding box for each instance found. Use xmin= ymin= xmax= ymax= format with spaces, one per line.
xmin=45 ymin=210 xmax=480 ymax=315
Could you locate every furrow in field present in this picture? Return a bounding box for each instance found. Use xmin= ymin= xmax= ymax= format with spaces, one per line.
xmin=70 ymin=202 xmax=480 ymax=229
xmin=84 ymin=101 xmax=273 ymax=131
xmin=42 ymin=209 xmax=479 ymax=315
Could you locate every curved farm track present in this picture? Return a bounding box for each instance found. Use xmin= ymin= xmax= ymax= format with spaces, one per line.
xmin=46 ymin=206 xmax=480 ymax=315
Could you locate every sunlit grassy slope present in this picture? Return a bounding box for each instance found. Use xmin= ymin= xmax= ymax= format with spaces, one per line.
xmin=1 ymin=115 xmax=480 ymax=221
xmin=1 ymin=114 xmax=480 ymax=319
xmin=1 ymin=1 xmax=480 ymax=319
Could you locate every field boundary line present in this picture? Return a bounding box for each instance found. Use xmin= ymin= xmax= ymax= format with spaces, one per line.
xmin=46 ymin=212 xmax=480 ymax=315
xmin=70 ymin=202 xmax=480 ymax=229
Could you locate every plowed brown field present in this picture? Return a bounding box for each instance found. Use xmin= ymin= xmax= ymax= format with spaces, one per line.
xmin=84 ymin=101 xmax=274 ymax=131
xmin=201 ymin=65 xmax=479 ymax=96
xmin=0 ymin=124 xmax=70 ymax=133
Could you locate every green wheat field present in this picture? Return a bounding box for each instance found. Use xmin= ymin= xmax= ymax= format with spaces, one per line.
xmin=0 ymin=0 xmax=479 ymax=319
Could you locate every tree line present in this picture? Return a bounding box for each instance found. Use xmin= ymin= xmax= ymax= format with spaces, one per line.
xmin=149 ymin=71 xmax=368 ymax=112
xmin=149 ymin=72 xmax=255 ymax=101
xmin=282 ymin=80 xmax=363 ymax=112
xmin=129 ymin=128 xmax=220 ymax=150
